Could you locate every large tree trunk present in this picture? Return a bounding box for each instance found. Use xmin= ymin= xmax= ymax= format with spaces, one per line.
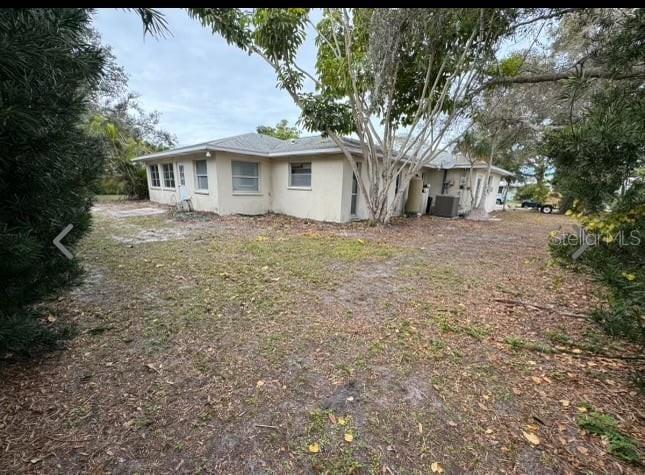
xmin=467 ymin=140 xmax=496 ymax=221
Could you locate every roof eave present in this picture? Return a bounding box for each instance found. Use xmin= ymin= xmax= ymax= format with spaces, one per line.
xmin=133 ymin=145 xmax=215 ymax=162
xmin=135 ymin=145 xmax=367 ymax=161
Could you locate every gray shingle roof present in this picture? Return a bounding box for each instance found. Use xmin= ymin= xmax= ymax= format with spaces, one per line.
xmin=134 ymin=132 xmax=512 ymax=175
xmin=134 ymin=133 xmax=359 ymax=161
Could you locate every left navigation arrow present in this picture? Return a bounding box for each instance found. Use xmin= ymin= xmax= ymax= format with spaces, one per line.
xmin=53 ymin=224 xmax=74 ymax=259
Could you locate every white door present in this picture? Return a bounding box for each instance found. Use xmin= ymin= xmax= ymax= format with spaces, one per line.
xmin=177 ymin=164 xmax=190 ymax=203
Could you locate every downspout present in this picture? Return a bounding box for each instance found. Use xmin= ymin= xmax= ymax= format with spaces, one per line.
xmin=441 ymin=168 xmax=448 ymax=194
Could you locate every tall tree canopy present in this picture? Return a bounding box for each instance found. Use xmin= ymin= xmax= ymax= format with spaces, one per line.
xmin=88 ymin=92 xmax=176 ymax=199
xmin=256 ymin=119 xmax=300 ymax=140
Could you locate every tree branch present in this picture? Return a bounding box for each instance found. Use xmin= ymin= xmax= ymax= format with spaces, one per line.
xmin=508 ymin=8 xmax=578 ymax=32
xmin=486 ymin=67 xmax=645 ymax=87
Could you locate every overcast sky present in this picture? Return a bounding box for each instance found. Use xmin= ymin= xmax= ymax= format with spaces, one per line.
xmin=93 ymin=8 xmax=319 ymax=146
xmin=93 ymin=9 xmax=545 ymax=148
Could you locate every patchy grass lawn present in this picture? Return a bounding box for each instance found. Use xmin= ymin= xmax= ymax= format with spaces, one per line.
xmin=1 ymin=202 xmax=643 ymax=473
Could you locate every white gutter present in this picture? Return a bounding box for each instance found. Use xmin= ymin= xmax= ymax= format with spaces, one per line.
xmin=267 ymin=147 xmax=349 ymax=157
xmin=133 ymin=145 xmax=215 ymax=161
xmin=447 ymin=164 xmax=514 ymax=176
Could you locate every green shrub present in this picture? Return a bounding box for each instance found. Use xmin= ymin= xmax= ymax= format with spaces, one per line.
xmin=0 ymin=311 xmax=76 ymax=357
xmin=577 ymin=411 xmax=641 ymax=464
xmin=0 ymin=9 xmax=107 ymax=354
xmin=505 ymin=336 xmax=554 ymax=353
xmin=97 ymin=175 xmax=127 ymax=195
xmin=516 ymin=183 xmax=549 ymax=203
xmin=117 ymin=159 xmax=149 ymax=200
xmin=550 ymin=180 xmax=644 ymax=345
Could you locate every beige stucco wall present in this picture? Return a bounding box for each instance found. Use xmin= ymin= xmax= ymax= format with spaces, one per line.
xmin=340 ymin=160 xmax=411 ymax=222
xmin=272 ymin=154 xmax=345 ymax=222
xmin=459 ymin=169 xmax=502 ymax=213
xmin=179 ymin=154 xmax=219 ymax=212
xmin=419 ymin=167 xmax=504 ymax=215
xmin=214 ymin=152 xmax=271 ymax=216
xmin=145 ymin=153 xmax=220 ymax=212
xmin=146 ymin=159 xmax=178 ymax=206
xmin=144 ymin=151 xmax=504 ymax=222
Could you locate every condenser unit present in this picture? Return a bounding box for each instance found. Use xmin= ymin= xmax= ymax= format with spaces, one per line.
xmin=431 ymin=195 xmax=459 ymax=218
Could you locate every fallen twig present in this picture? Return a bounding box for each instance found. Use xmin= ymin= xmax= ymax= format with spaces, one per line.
xmin=44 ymin=435 xmax=93 ymax=443
xmin=558 ymin=350 xmax=645 ymax=361
xmin=255 ymin=424 xmax=280 ymax=430
xmin=494 ymin=298 xmax=588 ymax=319
xmin=144 ymin=363 xmax=161 ymax=374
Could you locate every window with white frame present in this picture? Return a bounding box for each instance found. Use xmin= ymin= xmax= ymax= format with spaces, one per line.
xmin=149 ymin=164 xmax=160 ymax=187
xmin=289 ymin=162 xmax=311 ymax=188
xmin=194 ymin=160 xmax=208 ymax=191
xmin=162 ymin=163 xmax=175 ymax=188
xmin=232 ymin=161 xmax=259 ymax=192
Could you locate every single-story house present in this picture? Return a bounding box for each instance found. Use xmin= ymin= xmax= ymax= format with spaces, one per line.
xmin=134 ymin=133 xmax=513 ymax=223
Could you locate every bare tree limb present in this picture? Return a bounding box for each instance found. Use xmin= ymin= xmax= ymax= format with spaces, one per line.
xmin=508 ymin=8 xmax=579 ymax=32
xmin=485 ymin=67 xmax=645 ymax=87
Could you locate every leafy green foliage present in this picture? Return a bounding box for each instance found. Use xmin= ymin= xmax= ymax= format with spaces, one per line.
xmin=577 ymin=410 xmax=641 ymax=463
xmin=314 ymin=9 xmax=370 ymax=102
xmin=252 ymin=8 xmax=309 ymax=63
xmin=550 ymin=180 xmax=644 ymax=344
xmin=88 ymin=95 xmax=174 ymax=200
xmin=184 ymin=8 xmax=528 ymax=223
xmin=530 ymin=11 xmax=645 ymax=347
xmin=495 ymin=54 xmax=525 ymax=77
xmin=256 ymin=119 xmax=300 ymax=140
xmin=0 ymin=310 xmax=77 ymax=356
xmin=516 ymin=183 xmax=550 ymax=203
xmin=546 ymin=79 xmax=643 ymax=345
xmin=545 ymin=85 xmax=644 ymax=213
xmin=187 ymin=8 xmax=253 ymax=51
xmin=316 ymin=9 xmax=517 ymax=128
xmin=299 ymin=94 xmax=355 ymax=136
xmin=0 ymin=9 xmax=108 ymax=354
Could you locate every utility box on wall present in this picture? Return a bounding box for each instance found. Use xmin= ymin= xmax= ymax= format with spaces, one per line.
xmin=431 ymin=194 xmax=459 ymax=218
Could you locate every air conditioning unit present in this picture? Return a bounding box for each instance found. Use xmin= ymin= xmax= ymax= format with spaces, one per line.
xmin=432 ymin=194 xmax=459 ymax=218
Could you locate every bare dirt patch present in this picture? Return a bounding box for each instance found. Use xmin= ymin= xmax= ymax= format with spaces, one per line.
xmin=1 ymin=203 xmax=642 ymax=474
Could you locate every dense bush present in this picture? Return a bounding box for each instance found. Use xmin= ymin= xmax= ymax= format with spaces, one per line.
xmin=516 ymin=183 xmax=549 ymax=203
xmin=96 ymin=176 xmax=127 ymax=195
xmin=550 ymin=179 xmax=644 ymax=344
xmin=115 ymin=158 xmax=150 ymax=199
xmin=96 ymin=161 xmax=149 ymax=199
xmin=0 ymin=9 xmax=107 ymax=355
xmin=545 ymin=85 xmax=644 ymax=213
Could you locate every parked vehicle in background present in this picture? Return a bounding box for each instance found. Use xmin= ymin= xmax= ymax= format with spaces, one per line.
xmin=520 ymin=192 xmax=561 ymax=213
xmin=521 ymin=199 xmax=552 ymax=213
